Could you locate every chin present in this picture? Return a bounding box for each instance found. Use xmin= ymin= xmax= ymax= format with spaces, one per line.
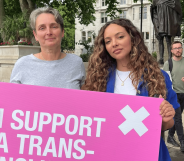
xmin=46 ymin=43 xmax=58 ymax=47
xmin=176 ymin=54 xmax=182 ymax=57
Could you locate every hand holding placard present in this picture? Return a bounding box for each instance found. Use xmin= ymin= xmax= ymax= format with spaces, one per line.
xmin=159 ymin=95 xmax=175 ymax=131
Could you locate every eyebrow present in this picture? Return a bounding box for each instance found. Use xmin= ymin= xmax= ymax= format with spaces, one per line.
xmin=37 ymin=23 xmax=59 ymax=28
xmin=104 ymin=32 xmax=125 ymax=40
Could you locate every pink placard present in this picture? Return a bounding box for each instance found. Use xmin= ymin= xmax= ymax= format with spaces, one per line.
xmin=0 ymin=82 xmax=163 ymax=161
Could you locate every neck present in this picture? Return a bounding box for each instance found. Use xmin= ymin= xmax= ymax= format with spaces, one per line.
xmin=173 ymin=56 xmax=182 ymax=61
xmin=116 ymin=58 xmax=131 ymax=71
xmin=39 ymin=45 xmax=66 ymax=61
xmin=39 ymin=46 xmax=66 ymax=61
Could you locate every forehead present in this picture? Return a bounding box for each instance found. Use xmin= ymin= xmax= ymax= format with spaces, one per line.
xmin=172 ymin=43 xmax=182 ymax=48
xmin=104 ymin=24 xmax=127 ymax=38
xmin=36 ymin=13 xmax=56 ymax=25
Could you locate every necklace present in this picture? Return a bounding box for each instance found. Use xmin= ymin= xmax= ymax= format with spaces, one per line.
xmin=40 ymin=52 xmax=62 ymax=61
xmin=117 ymin=70 xmax=130 ymax=86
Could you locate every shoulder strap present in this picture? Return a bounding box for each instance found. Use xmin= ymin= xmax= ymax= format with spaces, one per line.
xmin=168 ymin=58 xmax=173 ymax=73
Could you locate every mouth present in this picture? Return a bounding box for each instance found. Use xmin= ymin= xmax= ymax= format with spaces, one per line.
xmin=45 ymin=38 xmax=55 ymax=40
xmin=176 ymin=52 xmax=181 ymax=55
xmin=113 ymin=49 xmax=122 ymax=53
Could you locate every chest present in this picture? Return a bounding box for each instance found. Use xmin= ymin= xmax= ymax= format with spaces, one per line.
xmin=172 ymin=60 xmax=184 ymax=76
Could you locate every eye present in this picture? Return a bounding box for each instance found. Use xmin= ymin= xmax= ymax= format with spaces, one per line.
xmin=105 ymin=40 xmax=110 ymax=44
xmin=52 ymin=25 xmax=58 ymax=28
xmin=39 ymin=26 xmax=45 ymax=30
xmin=119 ymin=35 xmax=124 ymax=39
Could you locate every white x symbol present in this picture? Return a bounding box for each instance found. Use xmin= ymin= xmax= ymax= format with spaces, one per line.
xmin=118 ymin=105 xmax=150 ymax=137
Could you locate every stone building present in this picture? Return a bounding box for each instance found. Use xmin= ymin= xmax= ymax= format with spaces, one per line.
xmin=75 ymin=0 xmax=155 ymax=56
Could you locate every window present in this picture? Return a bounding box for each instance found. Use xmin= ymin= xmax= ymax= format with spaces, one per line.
xmin=88 ymin=31 xmax=92 ymax=42
xmin=122 ymin=11 xmax=127 ymax=18
xmin=121 ymin=0 xmax=126 ymax=4
xmin=119 ymin=12 xmax=123 ymax=18
xmin=102 ymin=0 xmax=106 ymax=6
xmin=101 ymin=12 xmax=107 ymax=23
xmin=119 ymin=11 xmax=127 ymax=18
xmin=139 ymin=8 xmax=141 ymax=19
xmin=141 ymin=32 xmax=149 ymax=39
xmin=146 ymin=32 xmax=149 ymax=39
xmin=139 ymin=7 xmax=147 ymax=19
xmin=82 ymin=31 xmax=86 ymax=42
xmin=133 ymin=8 xmax=135 ymax=20
xmin=143 ymin=7 xmax=147 ymax=19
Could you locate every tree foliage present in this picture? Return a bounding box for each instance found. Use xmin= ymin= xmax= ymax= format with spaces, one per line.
xmin=2 ymin=0 xmax=121 ymax=26
xmin=106 ymin=0 xmax=121 ymax=18
xmin=79 ymin=39 xmax=94 ymax=62
xmin=3 ymin=0 xmax=52 ymax=16
xmin=0 ymin=0 xmax=5 ymax=26
xmin=1 ymin=11 xmax=32 ymax=42
xmin=3 ymin=0 xmax=21 ymax=17
xmin=181 ymin=0 xmax=184 ymax=19
xmin=62 ymin=0 xmax=96 ymax=26
xmin=57 ymin=4 xmax=75 ymax=50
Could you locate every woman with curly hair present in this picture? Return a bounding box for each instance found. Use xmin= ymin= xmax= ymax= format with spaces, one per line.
xmin=82 ymin=19 xmax=179 ymax=161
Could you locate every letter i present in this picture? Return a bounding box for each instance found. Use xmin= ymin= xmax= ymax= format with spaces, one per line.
xmin=0 ymin=108 xmax=4 ymax=128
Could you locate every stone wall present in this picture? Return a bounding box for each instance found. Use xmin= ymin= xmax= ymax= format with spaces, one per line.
xmin=0 ymin=45 xmax=41 ymax=82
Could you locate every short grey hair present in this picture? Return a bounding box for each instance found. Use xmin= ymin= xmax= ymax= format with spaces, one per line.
xmin=30 ymin=7 xmax=64 ymax=31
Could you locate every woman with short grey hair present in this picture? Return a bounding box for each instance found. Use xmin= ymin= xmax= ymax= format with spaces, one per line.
xmin=10 ymin=7 xmax=85 ymax=89
xmin=30 ymin=7 xmax=64 ymax=32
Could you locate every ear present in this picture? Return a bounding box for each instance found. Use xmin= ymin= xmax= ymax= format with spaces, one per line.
xmin=33 ymin=30 xmax=38 ymax=41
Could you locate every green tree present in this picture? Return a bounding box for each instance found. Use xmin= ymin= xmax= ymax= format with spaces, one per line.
xmin=1 ymin=11 xmax=32 ymax=42
xmin=4 ymin=0 xmax=21 ymax=17
xmin=181 ymin=0 xmax=184 ymax=19
xmin=0 ymin=0 xmax=122 ymax=45
xmin=0 ymin=0 xmax=5 ymax=42
xmin=1 ymin=0 xmax=121 ymax=26
xmin=0 ymin=0 xmax=5 ymax=27
xmin=78 ymin=38 xmax=95 ymax=62
xmin=57 ymin=4 xmax=75 ymax=50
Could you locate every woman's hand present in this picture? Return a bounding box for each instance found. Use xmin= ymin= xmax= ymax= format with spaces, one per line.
xmin=159 ymin=95 xmax=175 ymax=131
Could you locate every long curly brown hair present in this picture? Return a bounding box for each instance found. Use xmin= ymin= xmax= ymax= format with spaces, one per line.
xmin=82 ymin=18 xmax=167 ymax=99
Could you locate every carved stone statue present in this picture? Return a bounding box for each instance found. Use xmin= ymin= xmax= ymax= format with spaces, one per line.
xmin=150 ymin=0 xmax=182 ymax=64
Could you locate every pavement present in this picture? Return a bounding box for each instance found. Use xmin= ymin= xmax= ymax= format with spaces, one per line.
xmin=164 ymin=112 xmax=184 ymax=161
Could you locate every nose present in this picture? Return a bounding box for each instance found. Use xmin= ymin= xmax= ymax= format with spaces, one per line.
xmin=112 ymin=38 xmax=118 ymax=47
xmin=46 ymin=27 xmax=52 ymax=35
